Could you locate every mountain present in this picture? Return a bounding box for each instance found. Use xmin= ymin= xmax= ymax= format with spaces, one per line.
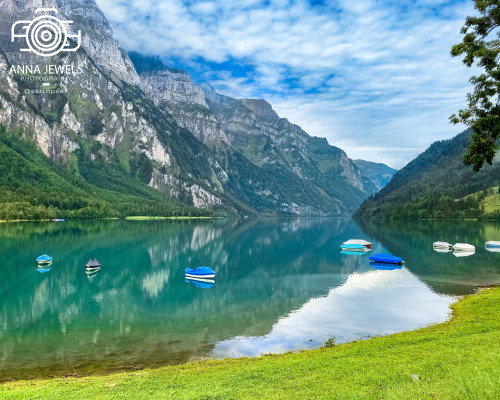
xmin=0 ymin=0 xmax=376 ymax=218
xmin=353 ymin=160 xmax=397 ymax=190
xmin=355 ymin=129 xmax=500 ymax=219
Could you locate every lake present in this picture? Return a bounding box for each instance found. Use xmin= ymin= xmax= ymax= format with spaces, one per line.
xmin=0 ymin=218 xmax=499 ymax=381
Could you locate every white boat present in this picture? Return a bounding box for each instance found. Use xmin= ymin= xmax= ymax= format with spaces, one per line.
xmin=453 ymin=251 xmax=475 ymax=258
xmin=485 ymin=241 xmax=500 ymax=248
xmin=486 ymin=247 xmax=500 ymax=253
xmin=433 ymin=241 xmax=452 ymax=249
xmin=342 ymin=239 xmax=372 ymax=248
xmin=453 ymin=243 xmax=476 ymax=252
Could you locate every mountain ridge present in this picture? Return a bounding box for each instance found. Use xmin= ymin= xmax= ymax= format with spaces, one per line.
xmin=355 ymin=129 xmax=500 ymax=219
xmin=0 ymin=0 xmax=377 ymax=217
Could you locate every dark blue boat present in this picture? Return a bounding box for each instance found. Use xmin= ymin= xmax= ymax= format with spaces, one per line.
xmin=185 ymin=267 xmax=216 ymax=279
xmin=370 ymin=262 xmax=403 ymax=271
xmin=369 ymin=254 xmax=404 ymax=264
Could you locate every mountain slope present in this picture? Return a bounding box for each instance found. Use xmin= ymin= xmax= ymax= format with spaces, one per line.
xmin=355 ymin=129 xmax=500 ymax=219
xmin=131 ymin=53 xmax=377 ymax=215
xmin=353 ymin=160 xmax=397 ymax=190
xmin=0 ymin=0 xmax=376 ymax=217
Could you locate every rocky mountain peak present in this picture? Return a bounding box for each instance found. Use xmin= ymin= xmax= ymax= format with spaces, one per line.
xmin=241 ymin=99 xmax=278 ymax=120
xmin=0 ymin=0 xmax=140 ymax=85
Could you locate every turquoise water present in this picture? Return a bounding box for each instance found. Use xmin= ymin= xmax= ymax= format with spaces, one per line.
xmin=0 ymin=218 xmax=499 ymax=380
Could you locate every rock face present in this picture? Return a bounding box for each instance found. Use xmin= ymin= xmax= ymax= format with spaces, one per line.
xmin=0 ymin=0 xmax=377 ymax=216
xmin=132 ymin=53 xmax=377 ymax=215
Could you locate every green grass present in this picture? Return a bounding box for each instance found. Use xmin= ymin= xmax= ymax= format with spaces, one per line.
xmin=2 ymin=288 xmax=500 ymax=399
xmin=482 ymin=187 xmax=500 ymax=214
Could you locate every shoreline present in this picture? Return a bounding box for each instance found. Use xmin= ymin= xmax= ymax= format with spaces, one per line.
xmin=2 ymin=286 xmax=499 ymax=398
xmin=0 ymin=216 xmax=217 ymax=223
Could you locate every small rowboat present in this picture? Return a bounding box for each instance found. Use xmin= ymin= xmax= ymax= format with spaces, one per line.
xmin=433 ymin=241 xmax=452 ymax=249
xmin=369 ymin=254 xmax=404 ymax=265
xmin=85 ymin=258 xmax=101 ymax=269
xmin=453 ymin=243 xmax=475 ymax=252
xmin=185 ymin=267 xmax=216 ymax=279
xmin=343 ymin=239 xmax=372 ymax=249
xmin=36 ymin=254 xmax=53 ymax=265
xmin=340 ymin=244 xmax=370 ymax=252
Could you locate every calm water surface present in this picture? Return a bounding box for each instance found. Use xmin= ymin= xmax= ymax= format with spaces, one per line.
xmin=0 ymin=218 xmax=499 ymax=380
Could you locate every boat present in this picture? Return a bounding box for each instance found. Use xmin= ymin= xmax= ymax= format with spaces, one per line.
xmin=369 ymin=254 xmax=404 ymax=265
xmin=369 ymin=262 xmax=403 ymax=271
xmin=486 ymin=247 xmax=500 ymax=253
xmin=453 ymin=251 xmax=475 ymax=258
xmin=433 ymin=241 xmax=452 ymax=249
xmin=52 ymin=219 xmax=65 ymax=222
xmin=340 ymin=244 xmax=370 ymax=252
xmin=36 ymin=254 xmax=53 ymax=265
xmin=486 ymin=241 xmax=500 ymax=248
xmin=343 ymin=239 xmax=372 ymax=249
xmin=453 ymin=243 xmax=475 ymax=252
xmin=85 ymin=258 xmax=101 ymax=269
xmin=185 ymin=267 xmax=216 ymax=279
xmin=185 ymin=278 xmax=215 ymax=289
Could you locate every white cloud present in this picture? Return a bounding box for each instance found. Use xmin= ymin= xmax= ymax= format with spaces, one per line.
xmin=95 ymin=0 xmax=477 ymax=168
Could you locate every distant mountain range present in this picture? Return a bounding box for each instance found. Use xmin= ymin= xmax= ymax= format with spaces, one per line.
xmin=0 ymin=0 xmax=381 ymax=218
xmin=356 ymin=129 xmax=500 ymax=219
xmin=353 ymin=160 xmax=397 ymax=190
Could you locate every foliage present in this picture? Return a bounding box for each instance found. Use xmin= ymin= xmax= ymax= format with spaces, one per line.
xmin=0 ymin=125 xmax=211 ymax=220
xmin=356 ymin=129 xmax=500 ymax=219
xmin=2 ymin=288 xmax=500 ymax=399
xmin=450 ymin=0 xmax=500 ymax=171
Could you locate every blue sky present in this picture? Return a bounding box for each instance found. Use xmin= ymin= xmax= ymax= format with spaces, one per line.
xmin=95 ymin=0 xmax=476 ymax=168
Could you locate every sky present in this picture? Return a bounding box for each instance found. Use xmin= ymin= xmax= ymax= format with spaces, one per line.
xmin=94 ymin=0 xmax=477 ymax=169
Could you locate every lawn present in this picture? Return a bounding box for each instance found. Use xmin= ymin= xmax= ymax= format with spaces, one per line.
xmin=1 ymin=288 xmax=499 ymax=399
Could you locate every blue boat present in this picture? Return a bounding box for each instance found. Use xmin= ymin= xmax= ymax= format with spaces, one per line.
xmin=36 ymin=254 xmax=53 ymax=265
xmin=185 ymin=278 xmax=215 ymax=289
xmin=369 ymin=254 xmax=404 ymax=265
xmin=185 ymin=267 xmax=216 ymax=279
xmin=370 ymin=262 xmax=403 ymax=271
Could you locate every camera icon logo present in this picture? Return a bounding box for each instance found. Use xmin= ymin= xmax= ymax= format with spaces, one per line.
xmin=11 ymin=7 xmax=81 ymax=57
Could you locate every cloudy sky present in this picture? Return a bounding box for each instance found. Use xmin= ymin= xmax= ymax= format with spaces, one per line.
xmin=95 ymin=0 xmax=476 ymax=168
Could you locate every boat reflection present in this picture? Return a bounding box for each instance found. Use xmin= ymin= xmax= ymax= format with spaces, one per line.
xmin=185 ymin=278 xmax=215 ymax=289
xmin=85 ymin=266 xmax=101 ymax=282
xmin=36 ymin=265 xmax=52 ymax=274
xmin=369 ymin=262 xmax=403 ymax=270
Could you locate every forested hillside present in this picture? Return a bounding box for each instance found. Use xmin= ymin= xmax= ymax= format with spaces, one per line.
xmin=355 ymin=129 xmax=500 ymax=219
xmin=0 ymin=125 xmax=209 ymax=220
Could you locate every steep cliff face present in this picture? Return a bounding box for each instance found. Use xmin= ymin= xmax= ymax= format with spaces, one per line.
xmin=0 ymin=0 xmax=376 ymax=216
xmin=131 ymin=54 xmax=377 ymax=214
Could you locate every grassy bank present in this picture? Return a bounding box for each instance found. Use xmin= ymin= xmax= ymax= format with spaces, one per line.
xmin=2 ymin=288 xmax=500 ymax=399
